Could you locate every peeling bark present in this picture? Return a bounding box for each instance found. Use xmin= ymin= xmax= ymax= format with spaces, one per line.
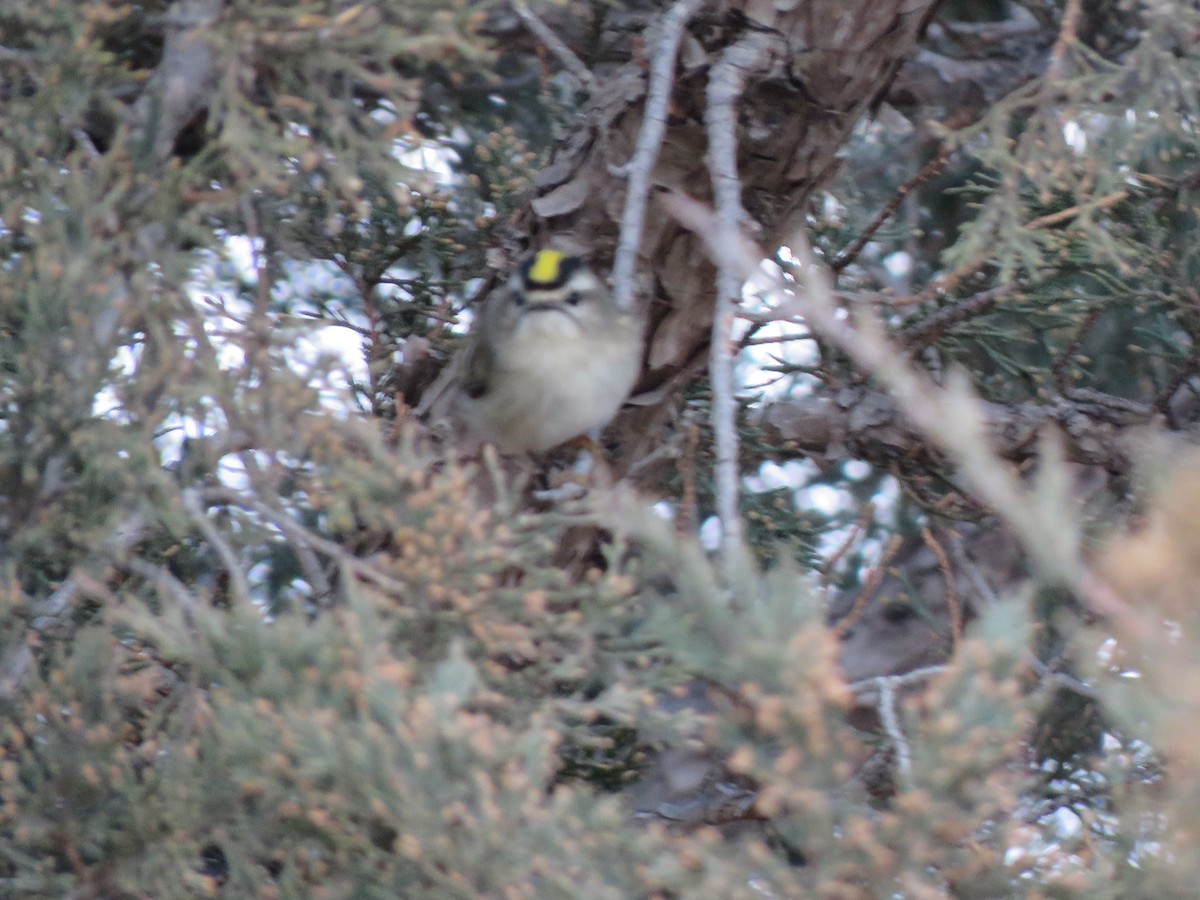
xmin=496 ymin=0 xmax=946 ymax=462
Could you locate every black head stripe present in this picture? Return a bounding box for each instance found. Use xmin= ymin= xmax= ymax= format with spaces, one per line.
xmin=519 ymin=251 xmax=583 ymax=291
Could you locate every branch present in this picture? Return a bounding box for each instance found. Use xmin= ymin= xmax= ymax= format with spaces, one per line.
xmin=897 ymin=282 xmax=1020 ymax=350
xmin=610 ymin=0 xmax=708 ymax=313
xmin=703 ymin=31 xmax=776 ymax=582
xmin=831 ymin=145 xmax=954 ymax=272
xmin=1024 ymin=189 xmax=1128 ymax=230
xmin=665 ymin=194 xmax=1143 ymax=626
xmin=0 ymin=513 xmax=147 ymax=699
xmin=202 ymin=487 xmax=416 ymax=600
xmin=754 ymin=385 xmax=1148 ymax=473
xmin=130 ymin=0 xmax=223 ymax=165
xmin=1027 ymin=654 xmax=1100 ymax=700
xmin=120 ymin=557 xmax=202 ymax=625
xmin=850 ymin=664 xmax=950 ymax=791
xmin=182 ymin=488 xmax=254 ymax=610
xmin=876 ymin=677 xmax=912 ymax=789
xmin=512 ymin=0 xmax=595 ymax=90
xmin=785 ymin=237 xmax=1146 ymax=611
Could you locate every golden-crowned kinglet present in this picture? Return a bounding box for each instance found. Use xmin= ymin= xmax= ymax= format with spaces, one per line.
xmin=451 ymin=250 xmax=644 ymax=453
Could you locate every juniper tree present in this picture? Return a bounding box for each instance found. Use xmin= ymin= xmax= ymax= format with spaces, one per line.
xmin=2 ymin=0 xmax=1200 ymax=895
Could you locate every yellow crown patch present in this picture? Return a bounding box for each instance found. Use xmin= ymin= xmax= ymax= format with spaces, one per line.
xmin=527 ymin=249 xmax=567 ymax=286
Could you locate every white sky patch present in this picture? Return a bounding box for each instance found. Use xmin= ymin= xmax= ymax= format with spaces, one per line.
xmin=223 ymin=234 xmax=259 ymax=282
xmin=397 ymin=144 xmax=456 ymax=186
xmin=883 ymin=251 xmax=912 ymax=280
xmin=736 ymin=259 xmax=820 ymax=400
xmin=217 ymin=450 xmax=251 ymax=494
xmin=843 ymin=459 xmax=871 ymax=480
xmin=746 ymin=461 xmax=795 ymax=492
xmin=191 ymin=236 xmax=373 ymax=396
xmin=1063 ymin=120 xmax=1087 ymax=154
xmin=797 ymin=483 xmax=845 ymax=516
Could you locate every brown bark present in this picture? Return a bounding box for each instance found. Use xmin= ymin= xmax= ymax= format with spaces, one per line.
xmin=753 ymin=385 xmax=1153 ymax=475
xmin=497 ymin=0 xmax=946 ymax=463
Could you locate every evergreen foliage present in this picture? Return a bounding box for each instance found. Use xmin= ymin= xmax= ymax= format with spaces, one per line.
xmin=3 ymin=0 xmax=1200 ymax=896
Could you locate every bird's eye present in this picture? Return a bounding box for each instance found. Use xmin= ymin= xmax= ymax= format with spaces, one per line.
xmin=881 ymin=602 xmax=916 ymax=625
xmin=565 ymin=291 xmax=583 ymax=306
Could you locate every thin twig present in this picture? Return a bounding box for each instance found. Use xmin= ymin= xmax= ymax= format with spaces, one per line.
xmin=1025 ymin=189 xmax=1128 ymax=231
xmin=1044 ymin=0 xmax=1083 ymax=84
xmin=876 ymin=677 xmax=911 ymax=789
xmin=120 ymin=557 xmax=201 ymax=625
xmin=850 ymin=664 xmax=949 ymax=695
xmin=922 ymin=527 xmax=961 ymax=645
xmin=848 ymin=664 xmax=950 ymax=792
xmin=0 ymin=513 xmax=147 ymax=699
xmin=1027 ymin=654 xmax=1100 ymax=700
xmin=704 ymin=31 xmax=775 ymax=581
xmin=624 ymin=439 xmax=680 ymax=479
xmin=512 ymin=0 xmax=595 ymax=89
xmin=832 ymin=534 xmax=903 ymax=637
xmin=947 ymin=532 xmax=1000 ymax=608
xmin=832 ymin=145 xmax=954 ymax=272
xmin=1052 ymin=306 xmax=1101 ymax=391
xmin=202 ymin=487 xmax=415 ymax=599
xmin=611 ymin=0 xmax=708 ymax=313
xmin=895 ymin=255 xmax=991 ymax=308
xmin=1154 ymin=354 xmax=1200 ymax=424
xmin=898 ymin=282 xmax=1018 ymax=350
xmin=820 ymin=501 xmax=875 ymax=590
xmin=182 ymin=488 xmax=254 ymax=609
xmin=742 ymin=331 xmax=814 ymax=347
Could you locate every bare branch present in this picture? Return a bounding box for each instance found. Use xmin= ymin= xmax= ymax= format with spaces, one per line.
xmin=876 ymin=677 xmax=911 ymax=789
xmin=1027 ymin=654 xmax=1100 ymax=700
xmin=512 ymin=0 xmax=595 ymax=90
xmin=784 ymin=237 xmax=1084 ymax=583
xmin=832 ymin=145 xmax=954 ymax=272
xmin=120 ymin=557 xmax=201 ymax=625
xmin=704 ymin=31 xmax=776 ymax=581
xmin=610 ymin=0 xmax=708 ymax=313
xmin=849 ymin=665 xmax=951 ymax=791
xmin=130 ymin=0 xmax=223 ymax=165
xmin=850 ymin=664 xmax=949 ymax=695
xmin=664 ymin=193 xmax=1140 ymax=625
xmin=922 ymin=527 xmax=961 ymax=645
xmin=754 ymin=385 xmax=1147 ymax=473
xmin=832 ymin=534 xmax=902 ymax=638
xmin=1024 ymin=189 xmax=1127 ymax=230
xmin=0 ymin=513 xmax=147 ymax=699
xmin=203 ymin=487 xmax=416 ymax=600
xmin=182 ymin=488 xmax=254 ymax=610
xmin=897 ymin=282 xmax=1019 ymax=350
xmin=1043 ymin=0 xmax=1083 ymax=85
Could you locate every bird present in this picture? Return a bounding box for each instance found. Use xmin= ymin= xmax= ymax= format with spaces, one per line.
xmin=439 ymin=249 xmax=644 ymax=454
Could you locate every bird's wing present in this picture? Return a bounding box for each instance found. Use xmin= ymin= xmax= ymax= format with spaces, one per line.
xmin=461 ymin=329 xmax=495 ymax=400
